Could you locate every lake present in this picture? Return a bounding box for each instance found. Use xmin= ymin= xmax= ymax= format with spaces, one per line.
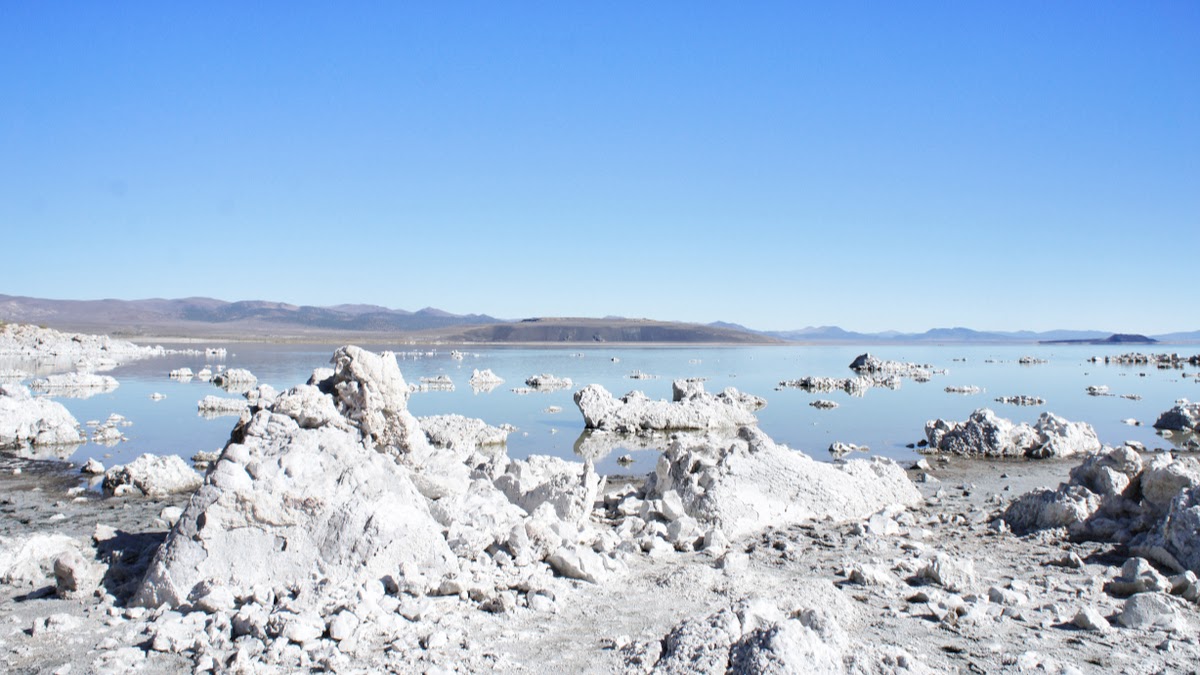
xmin=7 ymin=342 xmax=1199 ymax=478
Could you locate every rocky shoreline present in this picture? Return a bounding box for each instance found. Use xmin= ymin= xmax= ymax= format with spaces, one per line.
xmin=1 ymin=326 xmax=1199 ymax=673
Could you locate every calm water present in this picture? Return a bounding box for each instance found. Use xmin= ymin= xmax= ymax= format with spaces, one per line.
xmin=6 ymin=343 xmax=1199 ymax=478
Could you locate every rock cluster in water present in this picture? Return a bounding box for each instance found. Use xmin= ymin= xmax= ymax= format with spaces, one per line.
xmin=574 ymin=379 xmax=764 ymax=433
xmin=467 ymin=368 xmax=504 ymax=393
xmin=0 ymin=323 xmax=166 ymax=371
xmin=0 ymin=384 xmax=84 ymax=452
xmin=848 ymin=353 xmax=937 ymax=380
xmin=779 ymin=353 xmax=941 ymax=397
xmin=1154 ymin=399 xmax=1200 ymax=434
xmin=1090 ymin=353 xmax=1200 ymax=368
xmin=924 ymin=408 xmax=1101 ymax=459
xmin=994 ymin=395 xmax=1045 ymax=406
xmin=29 ymin=372 xmax=120 ymax=399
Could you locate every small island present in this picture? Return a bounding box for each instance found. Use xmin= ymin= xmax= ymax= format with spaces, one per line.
xmin=1039 ymin=333 xmax=1158 ymax=345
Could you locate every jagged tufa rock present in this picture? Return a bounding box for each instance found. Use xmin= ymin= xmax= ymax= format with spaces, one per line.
xmin=924 ymin=408 xmax=1100 ymax=459
xmin=133 ymin=403 xmax=458 ymax=609
xmin=133 ymin=345 xmax=621 ymax=615
xmin=1001 ymin=447 xmax=1200 ymax=575
xmin=642 ymin=426 xmax=921 ymax=540
xmin=0 ymin=384 xmax=85 ymax=450
xmin=102 ymin=454 xmax=203 ymax=498
xmin=321 ymin=346 xmax=427 ymax=453
xmin=574 ymin=379 xmax=764 ymax=433
xmin=1154 ymin=399 xmax=1200 ymax=432
xmin=649 ymin=589 xmax=924 ymax=674
xmin=28 ymin=372 xmax=120 ymax=399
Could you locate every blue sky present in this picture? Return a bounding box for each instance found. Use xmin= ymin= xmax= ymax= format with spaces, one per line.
xmin=2 ymin=2 xmax=1197 ymax=333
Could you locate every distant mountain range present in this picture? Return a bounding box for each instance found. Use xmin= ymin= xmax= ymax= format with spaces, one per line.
xmin=2 ymin=294 xmax=1197 ymax=344
xmin=0 ymin=294 xmax=500 ymax=337
xmin=0 ymin=295 xmax=775 ymax=344
xmin=712 ymin=323 xmax=1200 ymax=345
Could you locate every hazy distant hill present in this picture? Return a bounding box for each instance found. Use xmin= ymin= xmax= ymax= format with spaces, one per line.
xmin=759 ymin=326 xmax=878 ymax=342
xmin=1152 ymin=330 xmax=1200 ymax=343
xmin=0 ymin=295 xmax=775 ymax=343
xmin=713 ymin=322 xmax=1194 ymax=344
xmin=2 ymin=294 xmax=1194 ymax=344
xmin=0 ymin=294 xmax=498 ymax=337
xmin=451 ymin=318 xmax=780 ymax=344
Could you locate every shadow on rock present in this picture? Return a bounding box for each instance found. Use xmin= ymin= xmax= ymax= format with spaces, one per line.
xmin=95 ymin=529 xmax=168 ymax=605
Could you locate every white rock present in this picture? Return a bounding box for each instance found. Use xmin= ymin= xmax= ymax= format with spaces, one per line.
xmin=652 ymin=591 xmax=867 ymax=674
xmin=0 ymin=324 xmax=164 ymax=366
xmin=132 ymin=347 xmax=461 ymax=611
xmin=29 ymin=372 xmax=120 ymax=399
xmin=919 ymin=554 xmax=977 ymax=593
xmin=1073 ymin=606 xmax=1112 ymax=632
xmin=53 ymin=548 xmax=104 ymax=597
xmin=660 ymin=490 xmax=687 ymax=522
xmin=575 ymin=381 xmax=763 ymax=433
xmin=31 ymin=613 xmax=81 ymax=635
xmin=1140 ymin=456 xmax=1200 ymax=514
xmin=102 ymin=454 xmax=202 ymax=498
xmin=524 ymin=374 xmax=573 ymax=392
xmin=282 ymin=612 xmax=326 ymax=644
xmin=190 ymin=582 xmax=236 ymax=613
xmin=924 ymin=408 xmax=1100 ymax=459
xmin=1118 ymin=593 xmax=1183 ymax=631
xmin=495 ymin=455 xmax=603 ymax=526
xmin=468 ymin=368 xmax=504 ymax=393
xmin=0 ymin=534 xmax=83 ymax=586
xmin=0 ymin=385 xmax=85 ymax=450
xmin=197 ymin=395 xmax=249 ymax=415
xmin=546 ymin=544 xmax=611 ymax=583
xmin=327 ymin=610 xmax=360 ymax=642
xmin=644 ymin=426 xmax=921 ymax=540
xmin=81 ymin=458 xmax=106 ymax=475
xmin=1105 ymin=558 xmax=1171 ymax=597
xmin=847 ymin=563 xmax=899 ymax=587
xmin=420 ymin=414 xmax=510 ymax=453
xmin=1153 ymin=400 xmax=1200 ymax=432
xmin=213 ymin=368 xmax=257 ymax=391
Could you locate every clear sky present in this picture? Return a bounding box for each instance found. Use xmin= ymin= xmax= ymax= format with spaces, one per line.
xmin=2 ymin=2 xmax=1197 ymax=333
